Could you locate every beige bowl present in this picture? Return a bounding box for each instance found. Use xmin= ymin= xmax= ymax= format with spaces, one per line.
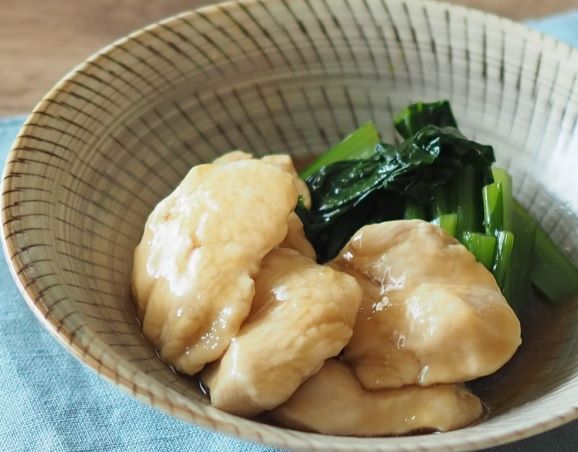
xmin=3 ymin=0 xmax=578 ymax=450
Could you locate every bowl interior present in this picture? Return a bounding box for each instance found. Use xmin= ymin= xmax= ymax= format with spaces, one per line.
xmin=4 ymin=0 xmax=578 ymax=450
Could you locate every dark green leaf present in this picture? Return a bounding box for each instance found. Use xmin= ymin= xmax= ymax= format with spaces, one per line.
xmin=299 ymin=122 xmax=380 ymax=179
xmin=299 ymin=125 xmax=495 ymax=261
xmin=394 ymin=100 xmax=458 ymax=139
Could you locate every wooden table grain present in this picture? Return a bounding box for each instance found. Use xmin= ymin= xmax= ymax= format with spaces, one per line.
xmin=1 ymin=0 xmax=577 ymax=116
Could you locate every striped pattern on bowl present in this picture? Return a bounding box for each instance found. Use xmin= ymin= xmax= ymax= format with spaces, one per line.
xmin=3 ymin=0 xmax=578 ymax=450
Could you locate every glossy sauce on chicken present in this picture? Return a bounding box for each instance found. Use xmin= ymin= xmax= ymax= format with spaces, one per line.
xmin=332 ymin=220 xmax=521 ymax=389
xmin=271 ymin=359 xmax=483 ymax=436
xmin=132 ymin=159 xmax=298 ymax=374
xmin=132 ymin=152 xmax=526 ymax=437
xmin=201 ymin=248 xmax=361 ymax=416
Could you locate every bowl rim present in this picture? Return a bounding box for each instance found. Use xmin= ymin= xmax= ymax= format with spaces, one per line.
xmin=3 ymin=0 xmax=578 ymax=450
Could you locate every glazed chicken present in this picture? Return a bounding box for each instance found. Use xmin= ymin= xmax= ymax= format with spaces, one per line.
xmin=271 ymin=359 xmax=483 ymax=436
xmin=332 ymin=220 xmax=521 ymax=389
xmin=214 ymin=152 xmax=315 ymax=259
xmin=280 ymin=213 xmax=316 ymax=259
xmin=214 ymin=151 xmax=311 ymax=208
xmin=131 ymin=158 xmax=298 ymax=374
xmin=132 ymin=144 xmax=523 ymax=436
xmin=202 ymin=248 xmax=362 ymax=417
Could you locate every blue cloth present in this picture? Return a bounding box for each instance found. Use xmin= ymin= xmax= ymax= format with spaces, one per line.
xmin=0 ymin=119 xmax=277 ymax=450
xmin=3 ymin=11 xmax=578 ymax=452
xmin=526 ymin=10 xmax=578 ymax=47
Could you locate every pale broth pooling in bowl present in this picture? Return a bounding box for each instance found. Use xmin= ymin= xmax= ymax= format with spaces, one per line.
xmin=131 ymin=150 xmax=523 ymax=436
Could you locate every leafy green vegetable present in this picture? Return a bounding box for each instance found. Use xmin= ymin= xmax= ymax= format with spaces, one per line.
xmin=481 ymin=168 xmax=514 ymax=293
xmin=451 ymin=166 xmax=486 ymax=240
xmin=298 ymin=125 xmax=494 ymax=261
xmin=299 ymin=122 xmax=380 ymax=179
xmin=299 ymin=99 xmax=578 ymax=308
xmin=491 ymin=168 xmax=513 ymax=231
xmin=431 ymin=213 xmax=458 ymax=237
xmin=431 ymin=186 xmax=451 ymax=217
xmin=503 ymin=202 xmax=537 ymax=312
xmin=531 ymin=229 xmax=578 ymax=303
xmin=296 ymin=188 xmax=404 ymax=263
xmin=492 ymin=230 xmax=514 ymax=288
xmin=394 ymin=100 xmax=457 ymax=139
xmin=404 ymin=200 xmax=427 ymax=220
xmin=482 ymin=182 xmax=504 ymax=234
xmin=462 ymin=232 xmax=497 ymax=270
xmin=514 ymin=200 xmax=578 ymax=303
xmin=494 ymin=198 xmax=578 ymax=305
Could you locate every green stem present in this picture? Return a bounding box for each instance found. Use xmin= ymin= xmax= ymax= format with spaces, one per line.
xmin=492 ymin=230 xmax=515 ymax=288
xmin=503 ymin=201 xmax=537 ymax=313
xmin=482 ymin=182 xmax=503 ymax=234
xmin=491 ymin=168 xmax=513 ymax=231
xmin=431 ymin=186 xmax=451 ymax=218
xmin=452 ymin=166 xmax=483 ymax=241
xmin=462 ymin=231 xmax=497 ymax=270
xmin=431 ymin=213 xmax=458 ymax=237
xmin=530 ymin=217 xmax=578 ymax=303
xmin=405 ymin=201 xmax=426 ymax=220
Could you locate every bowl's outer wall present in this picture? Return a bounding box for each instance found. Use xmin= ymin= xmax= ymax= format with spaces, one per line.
xmin=3 ymin=0 xmax=578 ymax=450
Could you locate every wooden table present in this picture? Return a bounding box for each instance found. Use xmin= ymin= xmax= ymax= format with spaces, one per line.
xmin=1 ymin=0 xmax=577 ymax=116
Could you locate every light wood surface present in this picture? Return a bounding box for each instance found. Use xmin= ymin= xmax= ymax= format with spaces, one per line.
xmin=1 ymin=0 xmax=577 ymax=116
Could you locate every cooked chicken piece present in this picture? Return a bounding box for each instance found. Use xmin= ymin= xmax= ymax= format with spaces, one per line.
xmin=332 ymin=220 xmax=521 ymax=389
xmin=213 ymin=151 xmax=311 ymax=209
xmin=271 ymin=359 xmax=483 ymax=436
xmin=132 ymin=159 xmax=298 ymax=375
xmin=261 ymin=154 xmax=311 ymax=208
xmin=279 ymin=213 xmax=316 ymax=259
xmin=212 ymin=150 xmax=252 ymax=165
xmin=214 ymin=151 xmax=315 ymax=258
xmin=201 ymin=248 xmax=362 ymax=417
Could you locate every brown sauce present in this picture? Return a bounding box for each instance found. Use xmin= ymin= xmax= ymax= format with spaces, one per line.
xmin=469 ymin=291 xmax=576 ymax=416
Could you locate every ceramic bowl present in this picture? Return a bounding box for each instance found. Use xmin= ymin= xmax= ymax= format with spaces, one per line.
xmin=3 ymin=0 xmax=578 ymax=450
